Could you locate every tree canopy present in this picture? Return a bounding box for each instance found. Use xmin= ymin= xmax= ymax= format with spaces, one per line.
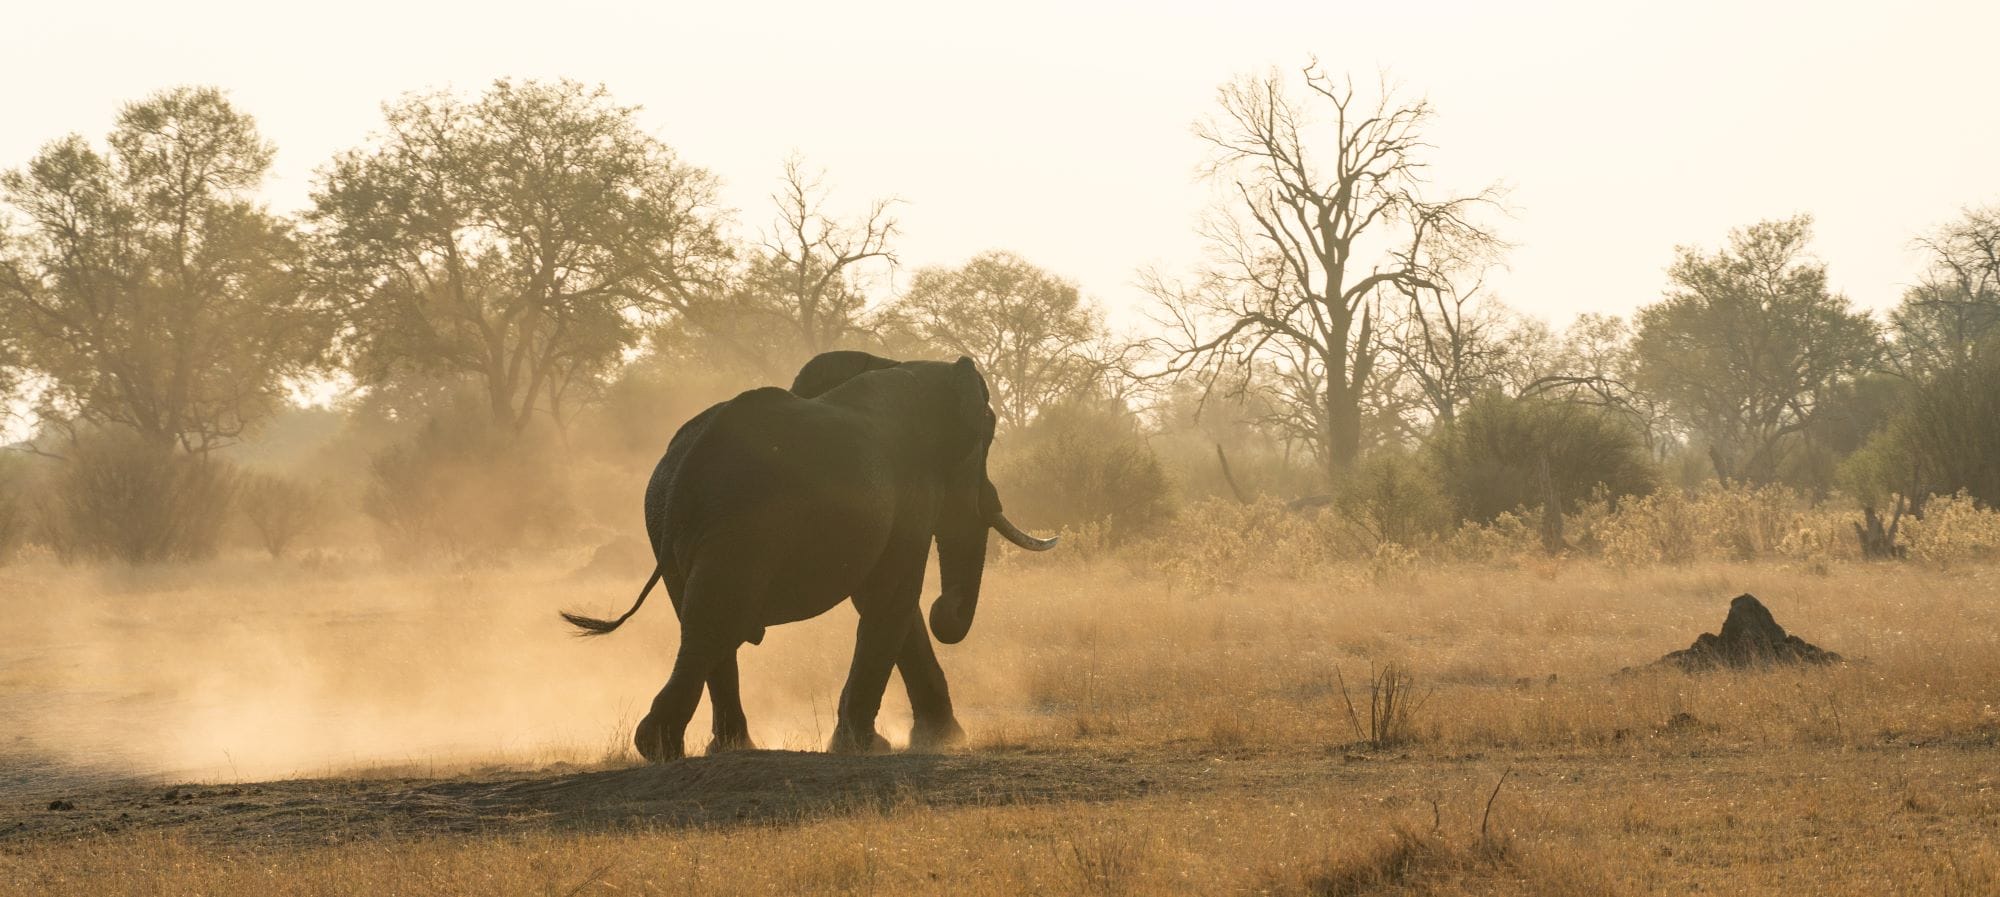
xmin=308 ymin=78 xmax=729 ymax=433
xmin=1632 ymin=216 xmax=1879 ymax=483
xmin=0 ymin=87 xmax=326 ymax=453
xmin=889 ymin=251 xmax=1105 ymax=431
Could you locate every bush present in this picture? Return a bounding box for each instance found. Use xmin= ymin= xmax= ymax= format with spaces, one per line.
xmin=237 ymin=472 xmax=328 ymax=558
xmin=38 ymin=432 xmax=237 ymax=564
xmin=1429 ymin=394 xmax=1658 ymax=524
xmin=363 ymin=411 xmax=577 ymax=561
xmin=1126 ymin=497 xmax=1367 ymax=593
xmin=991 ymin=398 xmax=1173 ymax=544
xmin=1903 ymin=492 xmax=2000 ymax=566
xmin=1588 ymin=482 xmax=1813 ymax=567
xmin=1337 ymin=450 xmax=1452 ymax=547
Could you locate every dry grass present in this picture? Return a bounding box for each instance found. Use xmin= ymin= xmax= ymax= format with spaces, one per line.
xmin=3 ymin=551 xmax=1999 ymax=894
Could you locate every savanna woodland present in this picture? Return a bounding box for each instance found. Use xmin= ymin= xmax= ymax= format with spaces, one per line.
xmin=3 ymin=64 xmax=1999 ymax=897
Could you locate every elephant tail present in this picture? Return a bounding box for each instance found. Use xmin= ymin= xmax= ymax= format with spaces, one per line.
xmin=560 ymin=567 xmax=663 ymax=636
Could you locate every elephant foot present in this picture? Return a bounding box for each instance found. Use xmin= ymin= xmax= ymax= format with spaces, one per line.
xmin=705 ymin=732 xmax=757 ymax=755
xmin=635 ymin=716 xmax=684 ymax=764
xmin=906 ymin=715 xmax=966 ymax=752
xmin=828 ymin=726 xmax=892 ymax=755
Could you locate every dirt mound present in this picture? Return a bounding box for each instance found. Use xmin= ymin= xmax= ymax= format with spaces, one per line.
xmin=1656 ymin=594 xmax=1843 ymax=672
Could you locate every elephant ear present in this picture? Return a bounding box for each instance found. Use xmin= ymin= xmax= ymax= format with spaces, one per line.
xmin=790 ymin=351 xmax=902 ymax=398
xmin=950 ymin=356 xmax=995 ymax=442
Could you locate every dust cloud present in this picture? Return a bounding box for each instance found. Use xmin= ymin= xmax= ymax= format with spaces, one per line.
xmin=0 ymin=559 xmax=1012 ymax=783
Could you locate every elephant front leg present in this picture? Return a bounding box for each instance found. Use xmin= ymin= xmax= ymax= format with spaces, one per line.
xmin=897 ymin=607 xmax=966 ymax=751
xmin=829 ymin=611 xmax=911 ymax=754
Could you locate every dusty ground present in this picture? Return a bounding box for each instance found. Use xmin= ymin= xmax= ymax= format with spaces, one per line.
xmin=1 ymin=745 xmax=1199 ymax=845
xmin=1 ymin=557 xmax=1997 ymax=893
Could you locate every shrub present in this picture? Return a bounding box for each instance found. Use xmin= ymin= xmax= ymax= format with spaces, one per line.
xmin=363 ymin=411 xmax=577 ymax=561
xmin=38 ymin=431 xmax=237 ymax=564
xmin=237 ymin=472 xmax=328 ymax=558
xmin=1903 ymin=492 xmax=2000 ymax=566
xmin=991 ymin=398 xmax=1173 ymax=544
xmin=1588 ymin=481 xmax=1813 ymax=567
xmin=1127 ymin=497 xmax=1364 ymax=593
xmin=1337 ymin=450 xmax=1452 ymax=547
xmin=1429 ymin=394 xmax=1658 ymax=524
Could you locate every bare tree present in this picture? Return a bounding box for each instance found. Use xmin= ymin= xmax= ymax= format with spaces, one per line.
xmin=1889 ymin=205 xmax=2000 ymax=379
xmin=1144 ymin=63 xmax=1499 ymax=482
xmin=1378 ymin=257 xmax=1519 ymax=430
xmin=690 ymin=157 xmax=897 ymax=376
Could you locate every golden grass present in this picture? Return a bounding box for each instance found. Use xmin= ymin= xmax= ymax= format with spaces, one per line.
xmin=3 ymin=552 xmax=1999 ymax=894
xmin=7 ymin=750 xmax=2000 ymax=896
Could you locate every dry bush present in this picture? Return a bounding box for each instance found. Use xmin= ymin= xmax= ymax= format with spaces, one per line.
xmin=1903 ymin=492 xmax=2000 ymax=566
xmin=236 ymin=472 xmax=327 ymax=558
xmin=1335 ymin=661 xmax=1433 ymax=749
xmin=1587 ymin=482 xmax=1821 ymax=567
xmin=1443 ymin=511 xmax=1541 ymax=565
xmin=1125 ymin=497 xmax=1372 ymax=593
xmin=36 ymin=432 xmax=237 ymax=563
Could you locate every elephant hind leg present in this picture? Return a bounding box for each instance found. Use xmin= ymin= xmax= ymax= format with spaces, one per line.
xmin=703 ymin=651 xmax=754 ymax=754
xmin=636 ymin=562 xmax=760 ymax=763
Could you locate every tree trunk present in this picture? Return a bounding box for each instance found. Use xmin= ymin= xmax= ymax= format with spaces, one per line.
xmin=1538 ymin=454 xmax=1567 ymax=556
xmin=1324 ymin=385 xmax=1362 ymax=482
xmin=1852 ymin=501 xmax=1907 ymax=560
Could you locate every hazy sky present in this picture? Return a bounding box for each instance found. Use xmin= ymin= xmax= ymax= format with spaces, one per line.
xmin=6 ymin=0 xmax=1996 ymax=332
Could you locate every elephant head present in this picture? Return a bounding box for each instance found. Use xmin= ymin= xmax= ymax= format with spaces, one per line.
xmin=791 ymin=351 xmax=1057 ymax=644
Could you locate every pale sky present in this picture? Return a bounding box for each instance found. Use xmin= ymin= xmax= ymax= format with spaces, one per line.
xmin=6 ymin=0 xmax=1997 ymax=333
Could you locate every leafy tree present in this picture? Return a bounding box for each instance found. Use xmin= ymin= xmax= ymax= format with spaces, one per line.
xmin=0 ymin=86 xmax=324 ymax=453
xmin=1145 ymin=63 xmax=1499 ymax=482
xmin=308 ymin=79 xmax=729 ymax=434
xmin=889 ymin=251 xmax=1105 ymax=431
xmin=1898 ymin=351 xmax=2000 ymax=506
xmin=1631 ymin=217 xmax=1879 ymax=484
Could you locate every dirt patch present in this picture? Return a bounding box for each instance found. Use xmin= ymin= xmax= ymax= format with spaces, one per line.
xmin=1 ymin=746 xmax=1225 ymax=847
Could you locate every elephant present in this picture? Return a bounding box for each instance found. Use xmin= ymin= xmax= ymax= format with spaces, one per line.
xmin=561 ymin=351 xmax=1057 ymax=762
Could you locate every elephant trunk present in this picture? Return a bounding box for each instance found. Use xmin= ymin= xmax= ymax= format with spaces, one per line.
xmin=930 ymin=509 xmax=1057 ymax=644
xmin=929 ymin=522 xmax=990 ymax=645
